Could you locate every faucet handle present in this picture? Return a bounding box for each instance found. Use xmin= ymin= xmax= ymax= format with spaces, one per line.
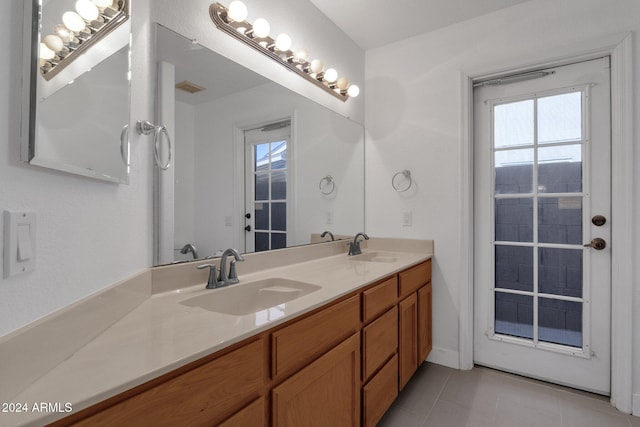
xmin=196 ymin=264 xmax=219 ymax=289
xmin=227 ymin=260 xmax=240 ymax=284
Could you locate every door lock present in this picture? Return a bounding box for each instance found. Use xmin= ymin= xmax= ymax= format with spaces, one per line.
xmin=244 ymin=225 xmax=251 ymax=232
xmin=591 ymin=215 xmax=606 ymax=226
xmin=584 ymin=238 xmax=606 ymax=250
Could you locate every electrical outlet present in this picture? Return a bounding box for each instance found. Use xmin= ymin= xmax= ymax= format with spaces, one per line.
xmin=402 ymin=211 xmax=412 ymax=227
xmin=326 ymin=211 xmax=333 ymax=225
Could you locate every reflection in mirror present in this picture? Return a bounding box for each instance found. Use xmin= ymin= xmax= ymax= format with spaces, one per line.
xmin=154 ymin=25 xmax=365 ymax=265
xmin=21 ymin=0 xmax=131 ymax=183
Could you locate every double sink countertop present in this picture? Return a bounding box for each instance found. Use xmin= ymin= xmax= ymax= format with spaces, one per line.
xmin=2 ymin=238 xmax=433 ymax=426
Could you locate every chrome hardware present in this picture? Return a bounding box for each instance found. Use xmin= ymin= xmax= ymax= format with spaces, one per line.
xmin=591 ymin=215 xmax=606 ymax=227
xmin=584 ymin=238 xmax=606 ymax=250
xmin=218 ymin=248 xmax=245 ymax=286
xmin=136 ymin=120 xmax=172 ymax=170
xmin=196 ymin=264 xmax=222 ymax=289
xmin=348 ymin=232 xmax=369 ymax=256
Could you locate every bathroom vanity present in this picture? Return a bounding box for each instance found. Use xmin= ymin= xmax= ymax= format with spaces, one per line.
xmin=1 ymin=238 xmax=432 ymax=426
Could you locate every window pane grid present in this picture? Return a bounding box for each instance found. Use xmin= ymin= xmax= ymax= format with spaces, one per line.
xmin=492 ymin=88 xmax=586 ymax=349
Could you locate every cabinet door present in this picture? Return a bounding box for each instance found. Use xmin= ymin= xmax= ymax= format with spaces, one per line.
xmin=398 ymin=293 xmax=418 ymax=390
xmin=418 ymin=282 xmax=432 ymax=364
xmin=272 ymin=333 xmax=361 ymax=427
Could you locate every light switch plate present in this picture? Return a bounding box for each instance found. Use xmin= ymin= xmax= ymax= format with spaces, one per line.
xmin=402 ymin=211 xmax=412 ymax=227
xmin=4 ymin=210 xmax=36 ymax=278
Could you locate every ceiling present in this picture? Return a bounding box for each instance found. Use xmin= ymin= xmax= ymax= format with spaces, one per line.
xmin=309 ymin=0 xmax=532 ymax=50
xmin=156 ymin=26 xmax=270 ymax=105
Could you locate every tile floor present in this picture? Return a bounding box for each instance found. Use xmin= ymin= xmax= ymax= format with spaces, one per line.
xmin=379 ymin=363 xmax=639 ymax=427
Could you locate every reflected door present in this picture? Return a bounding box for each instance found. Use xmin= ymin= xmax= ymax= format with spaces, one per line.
xmin=244 ymin=123 xmax=291 ymax=252
xmin=473 ymin=57 xmax=611 ymax=394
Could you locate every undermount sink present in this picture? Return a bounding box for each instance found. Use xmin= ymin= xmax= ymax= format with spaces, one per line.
xmin=180 ymin=278 xmax=321 ymax=315
xmin=349 ymin=252 xmax=399 ymax=263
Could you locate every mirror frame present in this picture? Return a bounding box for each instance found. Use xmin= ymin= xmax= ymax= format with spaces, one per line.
xmin=21 ymin=0 xmax=132 ymax=184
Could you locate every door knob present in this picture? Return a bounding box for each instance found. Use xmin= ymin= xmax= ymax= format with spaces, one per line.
xmin=591 ymin=215 xmax=606 ymax=226
xmin=584 ymin=238 xmax=606 ymax=250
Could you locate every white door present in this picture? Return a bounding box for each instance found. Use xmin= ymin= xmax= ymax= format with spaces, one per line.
xmin=473 ymin=57 xmax=611 ymax=394
xmin=244 ymin=122 xmax=291 ymax=252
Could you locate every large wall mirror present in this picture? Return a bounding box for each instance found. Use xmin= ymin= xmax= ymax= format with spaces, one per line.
xmin=154 ymin=25 xmax=365 ymax=265
xmin=21 ymin=0 xmax=131 ymax=183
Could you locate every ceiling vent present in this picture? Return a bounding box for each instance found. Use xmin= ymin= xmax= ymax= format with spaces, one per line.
xmin=175 ymin=80 xmax=206 ymax=94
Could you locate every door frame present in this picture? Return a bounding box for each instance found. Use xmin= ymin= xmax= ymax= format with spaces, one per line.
xmin=459 ymin=34 xmax=634 ymax=413
xmin=232 ymin=111 xmax=297 ymax=252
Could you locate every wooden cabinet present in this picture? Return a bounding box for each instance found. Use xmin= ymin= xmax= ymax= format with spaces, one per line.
xmin=399 ymin=259 xmax=433 ymax=389
xmin=362 ymin=276 xmax=397 ymax=322
xmin=70 ymin=339 xmax=265 ymax=427
xmin=398 ymin=293 xmax=418 ymax=390
xmin=418 ymin=282 xmax=433 ymax=364
xmin=219 ymin=397 xmax=266 ymax=427
xmin=272 ymin=334 xmax=361 ymax=427
xmin=60 ymin=259 xmax=432 ymax=427
xmin=271 ymin=295 xmax=360 ymax=379
xmin=362 ymin=354 xmax=398 ymax=427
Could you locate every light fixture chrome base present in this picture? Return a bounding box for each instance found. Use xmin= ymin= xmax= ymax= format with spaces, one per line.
xmin=209 ymin=2 xmax=349 ymax=102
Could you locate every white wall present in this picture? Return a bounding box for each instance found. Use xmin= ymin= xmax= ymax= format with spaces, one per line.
xmin=0 ymin=0 xmax=364 ymax=337
xmin=364 ymin=0 xmax=639 ymax=411
xmin=0 ymin=0 xmax=154 ymax=337
xmin=151 ymin=0 xmax=365 ymax=124
xmin=186 ymin=82 xmax=364 ymax=258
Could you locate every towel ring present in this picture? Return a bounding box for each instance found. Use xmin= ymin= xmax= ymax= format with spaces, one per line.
xmin=319 ymin=175 xmax=336 ymax=195
xmin=392 ymin=170 xmax=413 ymax=192
xmin=136 ymin=120 xmax=172 ymax=170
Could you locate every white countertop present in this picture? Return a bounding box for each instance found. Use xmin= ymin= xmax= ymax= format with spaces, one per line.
xmin=4 ymin=246 xmax=431 ymax=426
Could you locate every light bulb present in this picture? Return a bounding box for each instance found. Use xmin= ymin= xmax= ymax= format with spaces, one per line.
xmin=76 ymin=0 xmax=99 ymax=21
xmin=252 ymin=18 xmax=270 ymax=38
xmin=39 ymin=43 xmax=55 ymax=60
xmin=227 ymin=1 xmax=248 ymax=22
xmin=347 ymin=84 xmax=360 ymax=97
xmin=44 ymin=34 xmax=64 ymax=52
xmin=295 ymin=48 xmax=309 ymax=63
xmin=63 ymin=11 xmax=86 ymax=33
xmin=54 ymin=24 xmax=73 ymax=43
xmin=92 ymin=0 xmax=113 ymax=8
xmin=337 ymin=77 xmax=349 ymax=90
xmin=275 ymin=33 xmax=292 ymax=51
xmin=324 ymin=68 xmax=337 ymax=83
xmin=310 ymin=59 xmax=323 ymax=74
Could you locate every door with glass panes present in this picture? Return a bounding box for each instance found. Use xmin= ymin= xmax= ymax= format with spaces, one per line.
xmin=244 ymin=122 xmax=290 ymax=252
xmin=473 ymin=57 xmax=611 ymax=394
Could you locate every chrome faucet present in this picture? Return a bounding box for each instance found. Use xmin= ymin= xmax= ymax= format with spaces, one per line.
xmin=348 ymin=232 xmax=369 ymax=256
xmin=180 ymin=243 xmax=199 ymax=260
xmin=218 ymin=248 xmax=245 ymax=286
xmin=196 ymin=264 xmax=222 ymax=289
xmin=320 ymin=230 xmax=335 ymax=241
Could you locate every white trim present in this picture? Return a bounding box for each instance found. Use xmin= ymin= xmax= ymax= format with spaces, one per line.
xmin=427 ymin=346 xmax=460 ymax=370
xmin=609 ymin=34 xmax=634 ymax=414
xmin=459 ymin=73 xmax=474 ymax=371
xmin=461 ymin=35 xmax=634 ymax=412
xmin=633 ymin=394 xmax=640 ymax=417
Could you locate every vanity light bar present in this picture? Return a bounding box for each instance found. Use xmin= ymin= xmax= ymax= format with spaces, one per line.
xmin=209 ymin=2 xmax=359 ymax=102
xmin=39 ymin=0 xmax=129 ymax=81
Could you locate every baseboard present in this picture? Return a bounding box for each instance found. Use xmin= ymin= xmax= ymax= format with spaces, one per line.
xmin=633 ymin=393 xmax=640 ymax=417
xmin=426 ymin=346 xmax=460 ymax=370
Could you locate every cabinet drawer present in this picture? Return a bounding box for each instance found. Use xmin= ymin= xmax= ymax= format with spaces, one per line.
xmin=362 ymin=306 xmax=398 ymax=382
xmin=362 ymin=354 xmax=398 ymax=427
xmin=73 ymin=339 xmax=265 ymax=426
xmin=272 ymin=333 xmax=361 ymax=427
xmin=271 ymin=295 xmax=360 ymax=378
xmin=362 ymin=276 xmax=397 ymax=323
xmin=219 ymin=397 xmax=265 ymax=427
xmin=399 ymin=260 xmax=432 ymax=299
